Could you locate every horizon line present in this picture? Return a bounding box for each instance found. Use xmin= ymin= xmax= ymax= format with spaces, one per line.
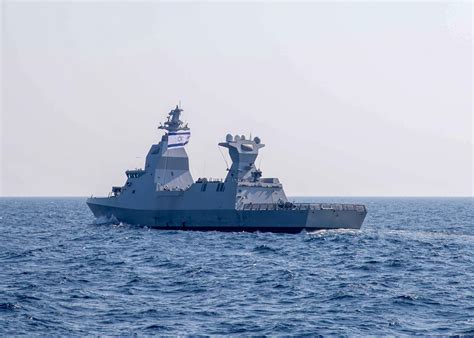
xmin=0 ymin=195 xmax=472 ymax=198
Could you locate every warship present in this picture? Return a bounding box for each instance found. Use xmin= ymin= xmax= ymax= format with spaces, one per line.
xmin=87 ymin=106 xmax=367 ymax=233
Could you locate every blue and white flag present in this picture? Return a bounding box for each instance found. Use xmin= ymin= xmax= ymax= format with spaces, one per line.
xmin=167 ymin=130 xmax=191 ymax=148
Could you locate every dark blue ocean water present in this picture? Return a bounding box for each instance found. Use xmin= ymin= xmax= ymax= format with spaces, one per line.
xmin=0 ymin=197 xmax=473 ymax=335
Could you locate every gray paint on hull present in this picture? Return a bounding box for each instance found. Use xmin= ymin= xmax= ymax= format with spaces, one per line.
xmin=87 ymin=200 xmax=366 ymax=232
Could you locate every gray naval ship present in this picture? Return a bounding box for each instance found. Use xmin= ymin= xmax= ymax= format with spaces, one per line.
xmin=87 ymin=106 xmax=367 ymax=233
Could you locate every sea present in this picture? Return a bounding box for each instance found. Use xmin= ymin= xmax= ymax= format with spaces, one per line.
xmin=0 ymin=197 xmax=473 ymax=335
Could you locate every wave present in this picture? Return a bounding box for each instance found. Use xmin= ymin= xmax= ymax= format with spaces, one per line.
xmin=252 ymin=244 xmax=279 ymax=253
xmin=0 ymin=303 xmax=21 ymax=312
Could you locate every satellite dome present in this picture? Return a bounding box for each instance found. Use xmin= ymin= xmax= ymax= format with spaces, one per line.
xmin=234 ymin=135 xmax=241 ymax=142
xmin=254 ymin=136 xmax=261 ymax=144
xmin=241 ymin=135 xmax=246 ymax=140
xmin=226 ymin=134 xmax=233 ymax=142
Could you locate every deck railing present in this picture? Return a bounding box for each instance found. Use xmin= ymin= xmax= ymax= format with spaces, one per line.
xmin=242 ymin=203 xmax=366 ymax=212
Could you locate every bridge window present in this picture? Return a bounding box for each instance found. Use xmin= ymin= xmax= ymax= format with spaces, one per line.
xmin=216 ymin=183 xmax=225 ymax=192
xmin=126 ymin=170 xmax=145 ymax=178
xmin=201 ymin=183 xmax=207 ymax=192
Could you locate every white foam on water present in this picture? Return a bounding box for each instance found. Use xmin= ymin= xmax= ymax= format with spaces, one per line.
xmin=93 ymin=214 xmax=119 ymax=225
xmin=306 ymin=228 xmax=359 ymax=237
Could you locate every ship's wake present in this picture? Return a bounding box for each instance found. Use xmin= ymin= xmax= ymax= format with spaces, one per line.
xmin=306 ymin=228 xmax=359 ymax=236
xmin=93 ymin=215 xmax=119 ymax=226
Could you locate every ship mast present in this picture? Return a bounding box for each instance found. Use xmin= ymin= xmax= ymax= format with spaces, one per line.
xmin=158 ymin=105 xmax=189 ymax=133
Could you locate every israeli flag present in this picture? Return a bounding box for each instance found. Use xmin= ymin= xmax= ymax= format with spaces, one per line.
xmin=167 ymin=130 xmax=191 ymax=148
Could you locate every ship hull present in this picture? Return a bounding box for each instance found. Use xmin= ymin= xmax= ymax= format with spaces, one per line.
xmin=87 ymin=199 xmax=366 ymax=233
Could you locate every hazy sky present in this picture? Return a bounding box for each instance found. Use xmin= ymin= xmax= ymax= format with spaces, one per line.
xmin=2 ymin=1 xmax=473 ymax=197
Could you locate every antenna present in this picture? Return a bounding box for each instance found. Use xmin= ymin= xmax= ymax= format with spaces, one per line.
xmin=218 ymin=145 xmax=230 ymax=170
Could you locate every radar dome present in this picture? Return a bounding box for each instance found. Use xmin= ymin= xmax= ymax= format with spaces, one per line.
xmin=241 ymin=135 xmax=246 ymax=140
xmin=234 ymin=135 xmax=241 ymax=142
xmin=226 ymin=134 xmax=233 ymax=142
xmin=254 ymin=136 xmax=261 ymax=144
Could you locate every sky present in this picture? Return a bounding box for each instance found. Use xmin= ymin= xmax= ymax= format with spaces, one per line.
xmin=1 ymin=1 xmax=473 ymax=197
